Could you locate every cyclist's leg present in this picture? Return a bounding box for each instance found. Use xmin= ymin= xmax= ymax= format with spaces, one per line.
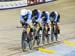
xmin=54 ymin=33 xmax=58 ymax=41
xmin=54 ymin=23 xmax=58 ymax=41
xmin=56 ymin=22 xmax=60 ymax=33
xmin=20 ymin=21 xmax=25 ymax=27
xmin=57 ymin=23 xmax=60 ymax=34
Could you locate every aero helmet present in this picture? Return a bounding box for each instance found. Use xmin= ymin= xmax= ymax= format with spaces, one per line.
xmin=20 ymin=9 xmax=27 ymax=15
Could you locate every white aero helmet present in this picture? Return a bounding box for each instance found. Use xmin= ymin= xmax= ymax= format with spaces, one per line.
xmin=20 ymin=9 xmax=28 ymax=15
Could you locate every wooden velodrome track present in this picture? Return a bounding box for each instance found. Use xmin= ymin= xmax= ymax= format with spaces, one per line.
xmin=0 ymin=0 xmax=75 ymax=56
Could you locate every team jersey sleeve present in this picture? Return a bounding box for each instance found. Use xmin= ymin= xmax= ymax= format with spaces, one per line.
xmin=26 ymin=10 xmax=32 ymax=24
xmin=36 ymin=10 xmax=42 ymax=22
xmin=46 ymin=12 xmax=50 ymax=23
xmin=54 ymin=11 xmax=58 ymax=22
xmin=20 ymin=15 xmax=24 ymax=22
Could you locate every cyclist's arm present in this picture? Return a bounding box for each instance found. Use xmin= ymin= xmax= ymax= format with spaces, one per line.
xmin=36 ymin=10 xmax=42 ymax=22
xmin=46 ymin=12 xmax=50 ymax=23
xmin=20 ymin=15 xmax=24 ymax=22
xmin=55 ymin=11 xmax=58 ymax=22
xmin=26 ymin=10 xmax=32 ymax=23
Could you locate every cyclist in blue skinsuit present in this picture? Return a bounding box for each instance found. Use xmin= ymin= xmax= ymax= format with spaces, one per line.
xmin=20 ymin=9 xmax=33 ymax=50
xmin=41 ymin=11 xmax=50 ymax=26
xmin=50 ymin=11 xmax=60 ymax=42
xmin=41 ymin=11 xmax=50 ymax=44
xmin=31 ymin=9 xmax=42 ymax=24
xmin=20 ymin=9 xmax=32 ymax=27
xmin=50 ymin=11 xmax=60 ymax=23
xmin=31 ymin=9 xmax=42 ymax=46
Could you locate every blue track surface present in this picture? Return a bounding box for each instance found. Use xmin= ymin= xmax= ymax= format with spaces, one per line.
xmin=23 ymin=39 xmax=75 ymax=56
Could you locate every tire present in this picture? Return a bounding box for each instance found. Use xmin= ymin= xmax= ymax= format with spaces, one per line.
xmin=21 ymin=31 xmax=27 ymax=51
xmin=42 ymin=27 xmax=45 ymax=44
xmin=27 ymin=33 xmax=33 ymax=50
xmin=36 ymin=32 xmax=40 ymax=45
xmin=29 ymin=40 xmax=33 ymax=50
